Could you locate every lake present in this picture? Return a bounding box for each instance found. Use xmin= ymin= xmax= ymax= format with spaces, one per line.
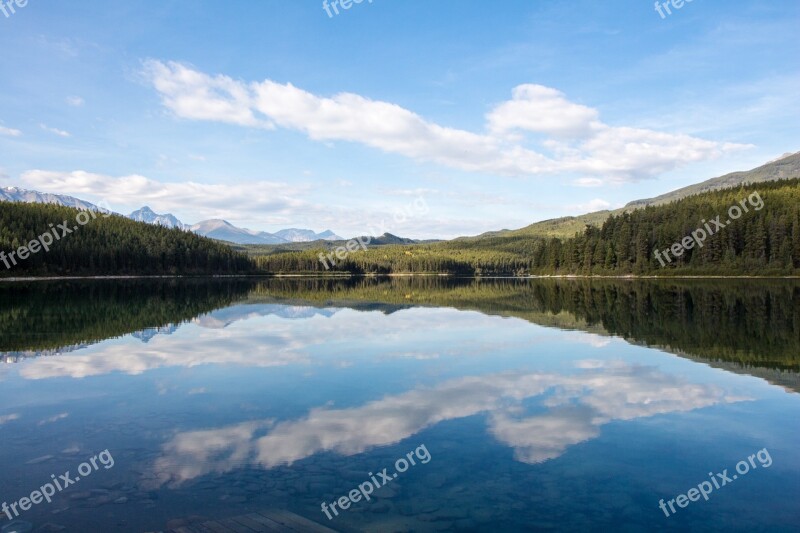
xmin=0 ymin=278 xmax=798 ymax=532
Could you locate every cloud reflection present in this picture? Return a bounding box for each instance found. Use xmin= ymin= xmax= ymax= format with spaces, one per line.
xmin=147 ymin=361 xmax=749 ymax=487
xmin=16 ymin=305 xmax=505 ymax=379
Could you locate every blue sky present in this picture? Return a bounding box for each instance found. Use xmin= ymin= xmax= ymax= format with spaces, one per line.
xmin=0 ymin=0 xmax=797 ymax=238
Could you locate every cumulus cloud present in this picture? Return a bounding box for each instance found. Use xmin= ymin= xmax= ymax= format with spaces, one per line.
xmin=487 ymin=84 xmax=600 ymax=138
xmin=143 ymin=60 xmax=750 ymax=183
xmin=145 ymin=60 xmax=272 ymax=128
xmin=19 ymin=169 xmax=309 ymax=223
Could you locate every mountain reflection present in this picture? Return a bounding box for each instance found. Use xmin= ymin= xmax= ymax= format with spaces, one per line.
xmin=3 ymin=278 xmax=798 ymax=378
xmin=146 ymin=361 xmax=749 ymax=487
xmin=16 ymin=304 xmax=511 ymax=379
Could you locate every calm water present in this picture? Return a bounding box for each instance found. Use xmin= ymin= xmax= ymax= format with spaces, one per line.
xmin=0 ymin=278 xmax=798 ymax=532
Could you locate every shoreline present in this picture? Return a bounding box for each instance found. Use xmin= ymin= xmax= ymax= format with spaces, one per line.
xmin=2 ymin=273 xmax=800 ymax=282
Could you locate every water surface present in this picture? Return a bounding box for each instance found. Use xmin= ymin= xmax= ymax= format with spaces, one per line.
xmin=1 ymin=278 xmax=798 ymax=532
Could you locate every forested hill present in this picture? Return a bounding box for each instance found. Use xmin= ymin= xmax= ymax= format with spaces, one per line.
xmin=2 ymin=179 xmax=798 ymax=278
xmin=0 ymin=202 xmax=253 ymax=276
xmin=254 ymin=179 xmax=800 ymax=276
xmin=497 ymin=151 xmax=800 ymax=240
xmin=626 ymin=151 xmax=800 ymax=209
xmin=522 ymin=179 xmax=800 ymax=275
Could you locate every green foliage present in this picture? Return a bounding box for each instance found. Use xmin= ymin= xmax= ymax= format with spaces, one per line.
xmin=527 ymin=180 xmax=800 ymax=275
xmin=0 ymin=202 xmax=254 ymax=276
xmin=0 ymin=279 xmax=253 ymax=351
xmin=5 ymin=278 xmax=797 ymax=377
xmin=247 ymin=277 xmax=800 ymax=372
xmin=253 ymin=180 xmax=800 ymax=276
xmin=3 ymin=180 xmax=798 ymax=278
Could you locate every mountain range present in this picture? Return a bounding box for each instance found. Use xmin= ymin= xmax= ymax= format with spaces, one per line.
xmin=0 ymin=186 xmax=106 ymax=212
xmin=0 ymin=191 xmax=342 ymax=244
xmin=2 ymin=151 xmax=798 ymax=246
xmin=184 ymin=218 xmax=340 ymax=245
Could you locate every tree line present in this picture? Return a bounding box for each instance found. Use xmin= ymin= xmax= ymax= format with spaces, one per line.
xmin=0 ymin=202 xmax=254 ymax=276
xmin=254 ymin=179 xmax=800 ymax=276
xmin=6 ymin=277 xmax=799 ymax=373
xmin=2 ymin=179 xmax=798 ymax=277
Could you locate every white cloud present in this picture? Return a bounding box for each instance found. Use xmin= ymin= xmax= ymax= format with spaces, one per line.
xmin=489 ymin=406 xmax=599 ymax=464
xmin=487 ymin=84 xmax=600 ymax=138
xmin=144 ymin=60 xmax=272 ymax=128
xmin=573 ymin=177 xmax=604 ymax=188
xmin=0 ymin=125 xmax=21 ymax=137
xmin=15 ymin=168 xmax=468 ymax=238
xmin=19 ymin=169 xmax=309 ymax=223
xmin=566 ymin=333 xmax=613 ymax=348
xmin=248 ymin=75 xmax=552 ymax=176
xmin=66 ymin=96 xmax=85 ymax=107
xmin=17 ymin=306 xmax=485 ymax=380
xmin=37 ymin=412 xmax=69 ymax=425
xmin=40 ymin=124 xmax=71 ymax=138
xmin=0 ymin=413 xmax=20 ymax=425
xmin=562 ymin=125 xmax=750 ymax=183
xmin=148 ymin=419 xmax=276 ymax=485
xmin=145 ymin=361 xmax=748 ymax=486
xmin=569 ymin=198 xmax=612 ymax=213
xmin=143 ymin=60 xmax=750 ymax=183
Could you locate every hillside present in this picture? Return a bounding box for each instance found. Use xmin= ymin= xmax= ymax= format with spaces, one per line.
xmin=626 ymin=151 xmax=800 ymax=208
xmin=253 ymin=179 xmax=800 ymax=276
xmin=235 ymin=232 xmax=436 ymax=256
xmin=0 ymin=202 xmax=253 ymax=276
xmin=504 ymin=151 xmax=800 ymax=240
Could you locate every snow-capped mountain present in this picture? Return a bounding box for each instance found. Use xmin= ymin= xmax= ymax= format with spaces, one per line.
xmin=131 ymin=324 xmax=179 ymax=343
xmin=129 ymin=206 xmax=187 ymax=230
xmin=125 ymin=207 xmax=342 ymax=244
xmin=193 ymin=304 xmax=339 ymax=329
xmin=188 ymin=219 xmax=288 ymax=245
xmin=0 ymin=186 xmax=111 ymax=213
xmin=0 ymin=186 xmax=342 ymax=245
xmin=274 ymin=228 xmax=342 ymax=242
xmin=189 ymin=220 xmax=342 ymax=244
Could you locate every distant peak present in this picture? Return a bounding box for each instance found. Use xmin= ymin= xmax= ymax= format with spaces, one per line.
xmin=767 ymin=151 xmax=800 ymax=164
